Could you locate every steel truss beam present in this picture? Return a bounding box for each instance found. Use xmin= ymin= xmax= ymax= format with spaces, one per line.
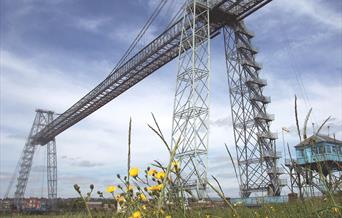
xmin=31 ymin=0 xmax=273 ymax=146
xmin=171 ymin=0 xmax=210 ymax=200
xmin=223 ymin=22 xmax=283 ymax=197
xmin=14 ymin=109 xmax=57 ymax=209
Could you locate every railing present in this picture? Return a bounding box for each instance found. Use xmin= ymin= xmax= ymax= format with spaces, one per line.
xmin=241 ymin=59 xmax=262 ymax=69
xmin=251 ymin=95 xmax=271 ymax=103
xmin=262 ymin=150 xmax=281 ymax=158
xmin=246 ymin=77 xmax=267 ymax=86
xmin=257 ymin=132 xmax=278 ymax=140
xmin=237 ymin=42 xmax=258 ymax=53
xmin=255 ymin=113 xmax=275 ymax=121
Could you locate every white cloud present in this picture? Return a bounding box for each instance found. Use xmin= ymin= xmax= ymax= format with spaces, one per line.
xmin=252 ymin=0 xmax=342 ymax=31
xmin=74 ymin=16 xmax=112 ymax=33
xmin=1 ymin=0 xmax=341 ymax=198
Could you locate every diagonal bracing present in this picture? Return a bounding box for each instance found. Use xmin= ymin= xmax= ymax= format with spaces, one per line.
xmin=223 ymin=22 xmax=283 ymax=197
xmin=171 ymin=0 xmax=211 ymax=199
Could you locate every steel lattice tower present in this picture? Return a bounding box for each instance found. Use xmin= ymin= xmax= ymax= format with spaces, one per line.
xmin=171 ymin=0 xmax=210 ymax=199
xmin=223 ymin=22 xmax=283 ymax=197
xmin=14 ymin=109 xmax=57 ymax=209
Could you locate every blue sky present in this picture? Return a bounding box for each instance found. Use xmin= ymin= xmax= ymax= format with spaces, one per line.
xmin=1 ymin=0 xmax=341 ymax=198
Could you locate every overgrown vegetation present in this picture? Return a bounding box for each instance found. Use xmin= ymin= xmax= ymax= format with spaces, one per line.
xmin=3 ymin=113 xmax=341 ymax=218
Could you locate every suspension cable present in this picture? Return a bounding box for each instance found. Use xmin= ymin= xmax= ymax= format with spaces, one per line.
xmin=166 ymin=1 xmax=186 ymax=28
xmin=111 ymin=0 xmax=168 ymax=74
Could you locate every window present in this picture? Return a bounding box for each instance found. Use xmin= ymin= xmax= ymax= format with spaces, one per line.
xmin=311 ymin=146 xmax=317 ymax=155
xmin=318 ymin=145 xmax=325 ymax=154
xmin=332 ymin=145 xmax=337 ymax=154
xmin=326 ymin=145 xmax=331 ymax=153
xmin=296 ymin=149 xmax=303 ymax=157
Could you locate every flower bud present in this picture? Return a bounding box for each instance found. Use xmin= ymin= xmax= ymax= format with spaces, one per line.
xmin=73 ymin=184 xmax=81 ymax=193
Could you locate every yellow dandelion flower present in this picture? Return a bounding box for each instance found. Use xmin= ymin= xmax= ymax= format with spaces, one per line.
xmin=148 ymin=169 xmax=158 ymax=176
xmin=147 ymin=184 xmax=164 ymax=191
xmin=147 ymin=186 xmax=154 ymax=191
xmin=156 ymin=184 xmax=164 ymax=191
xmin=106 ymin=185 xmax=116 ymax=193
xmin=129 ymin=167 xmax=139 ymax=177
xmin=165 ymin=215 xmax=172 ymax=218
xmin=155 ymin=171 xmax=165 ymax=180
xmin=132 ymin=211 xmax=142 ymax=218
xmin=139 ymin=193 xmax=147 ymax=201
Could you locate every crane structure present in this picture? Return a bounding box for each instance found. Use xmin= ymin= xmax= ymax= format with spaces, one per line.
xmin=7 ymin=0 xmax=282 ymax=207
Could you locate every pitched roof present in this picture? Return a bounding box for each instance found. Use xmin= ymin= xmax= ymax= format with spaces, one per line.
xmin=295 ymin=134 xmax=342 ymax=147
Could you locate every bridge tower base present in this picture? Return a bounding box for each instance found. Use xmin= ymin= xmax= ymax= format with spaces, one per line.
xmin=13 ymin=109 xmax=57 ymax=210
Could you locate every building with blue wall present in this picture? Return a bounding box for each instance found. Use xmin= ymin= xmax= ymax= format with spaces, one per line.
xmin=295 ymin=134 xmax=342 ymax=175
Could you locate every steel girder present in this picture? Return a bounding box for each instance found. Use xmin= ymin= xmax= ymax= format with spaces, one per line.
xmin=47 ymin=139 xmax=57 ymax=208
xmin=171 ymin=0 xmax=211 ymax=200
xmin=14 ymin=109 xmax=57 ymax=209
xmin=31 ymin=0 xmax=273 ymax=146
xmin=223 ymin=22 xmax=282 ymax=197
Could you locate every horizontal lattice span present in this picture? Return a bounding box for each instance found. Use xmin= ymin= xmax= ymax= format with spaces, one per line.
xmin=32 ymin=0 xmax=272 ymax=145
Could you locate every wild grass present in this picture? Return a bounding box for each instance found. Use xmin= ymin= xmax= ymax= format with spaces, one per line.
xmin=2 ymin=197 xmax=342 ymax=218
xmin=4 ymin=114 xmax=341 ymax=218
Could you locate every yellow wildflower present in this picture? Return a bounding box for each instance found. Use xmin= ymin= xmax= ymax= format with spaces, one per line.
xmin=147 ymin=184 xmax=164 ymax=191
xmin=139 ymin=193 xmax=147 ymax=201
xmin=106 ymin=185 xmax=116 ymax=193
xmin=141 ymin=205 xmax=147 ymax=210
xmin=132 ymin=211 xmax=142 ymax=218
xmin=115 ymin=194 xmax=125 ymax=203
xmin=129 ymin=167 xmax=139 ymax=177
xmin=155 ymin=171 xmax=165 ymax=180
xmin=165 ymin=215 xmax=172 ymax=218
xmin=157 ymin=184 xmax=164 ymax=190
xmin=148 ymin=169 xmax=157 ymax=176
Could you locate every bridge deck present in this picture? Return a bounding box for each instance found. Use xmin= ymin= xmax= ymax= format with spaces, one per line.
xmin=32 ymin=0 xmax=272 ymax=145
